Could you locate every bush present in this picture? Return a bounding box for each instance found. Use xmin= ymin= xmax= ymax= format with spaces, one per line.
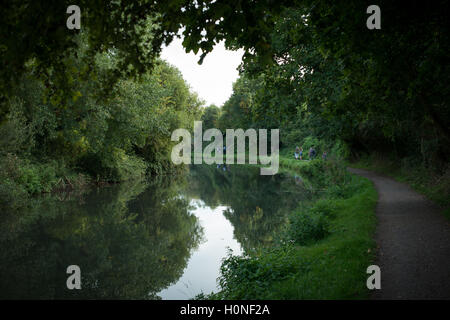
xmin=330 ymin=139 xmax=350 ymax=160
xmin=17 ymin=162 xmax=58 ymax=194
xmin=309 ymin=199 xmax=337 ymax=217
xmin=79 ymin=149 xmax=147 ymax=182
xmin=286 ymin=210 xmax=329 ymax=245
xmin=0 ymin=154 xmax=61 ymax=211
xmin=0 ymin=154 xmax=58 ymax=195
xmin=297 ymin=159 xmax=350 ymax=189
xmin=0 ymin=101 xmax=33 ymax=156
xmin=0 ymin=154 xmax=93 ymax=213
xmin=214 ymin=246 xmax=307 ymax=299
xmin=283 ymin=128 xmax=305 ymax=148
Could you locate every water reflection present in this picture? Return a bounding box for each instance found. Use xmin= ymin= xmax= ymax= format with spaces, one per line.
xmin=158 ymin=200 xmax=242 ymax=299
xmin=186 ymin=165 xmax=310 ymax=252
xmin=0 ymin=177 xmax=202 ymax=299
xmin=0 ymin=165 xmax=310 ymax=299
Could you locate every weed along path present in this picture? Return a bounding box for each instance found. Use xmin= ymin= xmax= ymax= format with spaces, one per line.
xmin=348 ymin=168 xmax=450 ymax=299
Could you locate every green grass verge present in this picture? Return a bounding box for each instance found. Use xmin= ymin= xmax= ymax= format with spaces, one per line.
xmin=201 ymin=154 xmax=377 ymax=299
xmin=271 ymin=177 xmax=377 ymax=299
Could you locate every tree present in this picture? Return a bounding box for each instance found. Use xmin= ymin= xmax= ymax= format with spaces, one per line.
xmin=216 ymin=2 xmax=449 ymax=169
xmin=201 ymin=104 xmax=220 ymax=130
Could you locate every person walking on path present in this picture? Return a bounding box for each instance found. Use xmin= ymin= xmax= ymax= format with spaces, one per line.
xmin=309 ymin=146 xmax=316 ymax=160
xmin=294 ymin=146 xmax=300 ymax=160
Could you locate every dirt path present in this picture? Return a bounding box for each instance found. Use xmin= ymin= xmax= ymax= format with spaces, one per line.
xmin=348 ymin=168 xmax=450 ymax=299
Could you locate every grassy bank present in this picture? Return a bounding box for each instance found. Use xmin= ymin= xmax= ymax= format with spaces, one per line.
xmin=201 ymin=154 xmax=377 ymax=299
xmin=349 ymin=154 xmax=450 ymax=219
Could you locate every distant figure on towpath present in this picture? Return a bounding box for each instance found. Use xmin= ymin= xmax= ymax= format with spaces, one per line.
xmin=294 ymin=146 xmax=300 ymax=160
xmin=309 ymin=147 xmax=316 ymax=160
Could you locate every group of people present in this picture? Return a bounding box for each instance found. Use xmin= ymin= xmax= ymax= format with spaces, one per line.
xmin=294 ymin=146 xmax=327 ymax=161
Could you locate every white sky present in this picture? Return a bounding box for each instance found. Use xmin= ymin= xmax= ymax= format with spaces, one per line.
xmin=160 ymin=37 xmax=244 ymax=107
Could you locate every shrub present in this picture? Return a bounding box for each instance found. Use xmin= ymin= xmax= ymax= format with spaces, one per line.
xmin=283 ymin=128 xmax=305 ymax=148
xmin=0 ymin=155 xmax=59 ymax=195
xmin=0 ymin=154 xmax=62 ymax=211
xmin=78 ymin=149 xmax=147 ymax=182
xmin=17 ymin=162 xmax=58 ymax=194
xmin=215 ymin=246 xmax=306 ymax=299
xmin=287 ymin=210 xmax=329 ymax=246
xmin=330 ymin=139 xmax=350 ymax=160
xmin=309 ymin=199 xmax=337 ymax=217
xmin=297 ymin=159 xmax=350 ymax=189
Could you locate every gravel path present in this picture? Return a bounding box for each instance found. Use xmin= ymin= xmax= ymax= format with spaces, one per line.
xmin=348 ymin=168 xmax=450 ymax=299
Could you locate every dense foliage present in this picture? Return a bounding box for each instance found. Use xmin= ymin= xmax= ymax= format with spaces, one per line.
xmin=0 ymin=33 xmax=202 ymax=211
xmin=211 ymin=2 xmax=448 ymax=208
xmin=216 ymin=2 xmax=449 ymax=170
xmin=200 ymin=104 xmax=221 ymax=130
xmin=3 ymin=1 xmax=448 ymax=181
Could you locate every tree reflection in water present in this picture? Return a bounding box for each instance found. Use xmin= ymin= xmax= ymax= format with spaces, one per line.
xmin=185 ymin=165 xmax=311 ymax=252
xmin=0 ymin=176 xmax=203 ymax=299
xmin=0 ymin=164 xmax=309 ymax=299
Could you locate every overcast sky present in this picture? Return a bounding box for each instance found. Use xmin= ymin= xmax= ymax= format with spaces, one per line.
xmin=160 ymin=37 xmax=244 ymax=107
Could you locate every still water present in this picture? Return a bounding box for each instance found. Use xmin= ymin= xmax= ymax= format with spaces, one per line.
xmin=0 ymin=165 xmax=309 ymax=299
